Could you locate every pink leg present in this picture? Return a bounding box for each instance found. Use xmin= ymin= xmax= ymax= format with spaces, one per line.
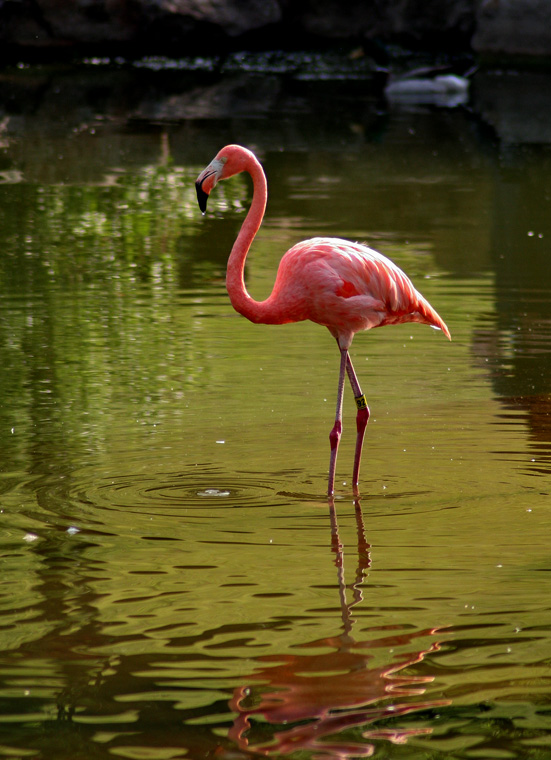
xmin=328 ymin=348 xmax=348 ymax=496
xmin=346 ymin=355 xmax=370 ymax=496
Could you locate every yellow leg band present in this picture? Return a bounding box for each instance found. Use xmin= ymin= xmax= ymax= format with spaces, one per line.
xmin=355 ymin=394 xmax=368 ymax=411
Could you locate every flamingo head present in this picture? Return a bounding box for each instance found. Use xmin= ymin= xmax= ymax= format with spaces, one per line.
xmin=195 ymin=156 xmax=226 ymax=213
xmin=195 ymin=145 xmax=255 ymax=213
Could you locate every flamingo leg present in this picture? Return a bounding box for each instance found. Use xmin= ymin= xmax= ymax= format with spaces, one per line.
xmin=346 ymin=355 xmax=370 ymax=496
xmin=328 ymin=348 xmax=348 ymax=496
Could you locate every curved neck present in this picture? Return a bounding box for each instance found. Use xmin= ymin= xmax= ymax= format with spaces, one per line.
xmin=225 ymin=156 xmax=270 ymax=323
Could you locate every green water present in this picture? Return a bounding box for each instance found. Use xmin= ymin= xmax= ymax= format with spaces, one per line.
xmin=0 ymin=68 xmax=550 ymax=759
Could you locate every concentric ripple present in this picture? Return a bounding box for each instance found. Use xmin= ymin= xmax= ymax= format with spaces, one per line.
xmin=31 ymin=464 xmax=291 ymax=529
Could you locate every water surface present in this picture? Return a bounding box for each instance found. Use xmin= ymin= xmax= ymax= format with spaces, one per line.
xmin=0 ymin=66 xmax=550 ymax=759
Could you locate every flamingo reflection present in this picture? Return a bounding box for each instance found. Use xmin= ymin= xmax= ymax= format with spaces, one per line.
xmin=228 ymin=499 xmax=449 ymax=758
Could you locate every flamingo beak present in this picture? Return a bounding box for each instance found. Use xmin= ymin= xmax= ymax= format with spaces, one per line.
xmin=195 ymin=177 xmax=209 ymax=214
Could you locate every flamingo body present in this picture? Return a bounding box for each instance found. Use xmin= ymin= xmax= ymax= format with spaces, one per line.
xmin=196 ymin=145 xmax=450 ymax=496
xmin=264 ymin=236 xmax=450 ymax=348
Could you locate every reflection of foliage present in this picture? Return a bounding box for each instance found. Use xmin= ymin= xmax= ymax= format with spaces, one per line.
xmin=0 ymin=164 xmax=245 ymax=475
xmin=3 ymin=165 xmax=193 ymax=283
xmin=1 ymin=160 xmax=246 ymax=284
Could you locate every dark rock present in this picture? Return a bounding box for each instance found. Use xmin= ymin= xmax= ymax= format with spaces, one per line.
xmin=0 ymin=0 xmax=550 ymax=62
xmin=473 ymin=0 xmax=551 ymax=58
xmin=149 ymin=0 xmax=282 ymax=37
xmin=294 ymin=0 xmax=475 ymax=47
xmin=0 ymin=0 xmax=281 ymax=56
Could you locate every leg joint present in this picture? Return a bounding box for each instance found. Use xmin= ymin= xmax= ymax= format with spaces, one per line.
xmin=329 ymin=420 xmax=342 ymax=450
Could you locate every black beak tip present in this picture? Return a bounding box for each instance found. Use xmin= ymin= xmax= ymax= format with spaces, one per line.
xmin=195 ymin=181 xmax=208 ymax=214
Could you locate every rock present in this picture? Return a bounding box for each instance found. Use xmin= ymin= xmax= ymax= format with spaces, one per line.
xmin=473 ymin=0 xmax=551 ymax=57
xmin=294 ymin=0 xmax=475 ymax=46
xmin=1 ymin=0 xmax=551 ymax=61
xmin=150 ymin=0 xmax=282 ymax=37
xmin=0 ymin=0 xmax=138 ymax=47
xmin=0 ymin=0 xmax=281 ymax=53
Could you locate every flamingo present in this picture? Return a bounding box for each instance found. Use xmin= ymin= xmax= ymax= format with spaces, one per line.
xmin=196 ymin=145 xmax=450 ymax=497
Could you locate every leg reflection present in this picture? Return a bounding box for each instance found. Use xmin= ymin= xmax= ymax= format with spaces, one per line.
xmin=228 ymin=498 xmax=450 ymax=758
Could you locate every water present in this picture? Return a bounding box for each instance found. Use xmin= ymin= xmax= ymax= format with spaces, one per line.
xmin=1 ymin=65 xmax=551 ymax=759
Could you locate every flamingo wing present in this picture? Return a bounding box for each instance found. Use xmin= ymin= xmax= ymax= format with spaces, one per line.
xmin=270 ymin=238 xmax=449 ymax=347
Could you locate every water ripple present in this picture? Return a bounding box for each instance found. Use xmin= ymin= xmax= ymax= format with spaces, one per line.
xmin=25 ymin=465 xmax=292 ymax=534
xmin=93 ymin=467 xmax=286 ymax=514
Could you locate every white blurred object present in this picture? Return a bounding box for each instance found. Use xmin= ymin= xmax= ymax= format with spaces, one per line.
xmin=385 ymin=72 xmax=470 ymax=107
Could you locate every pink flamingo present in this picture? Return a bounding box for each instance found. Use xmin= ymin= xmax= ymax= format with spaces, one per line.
xmin=196 ymin=145 xmax=450 ymax=497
